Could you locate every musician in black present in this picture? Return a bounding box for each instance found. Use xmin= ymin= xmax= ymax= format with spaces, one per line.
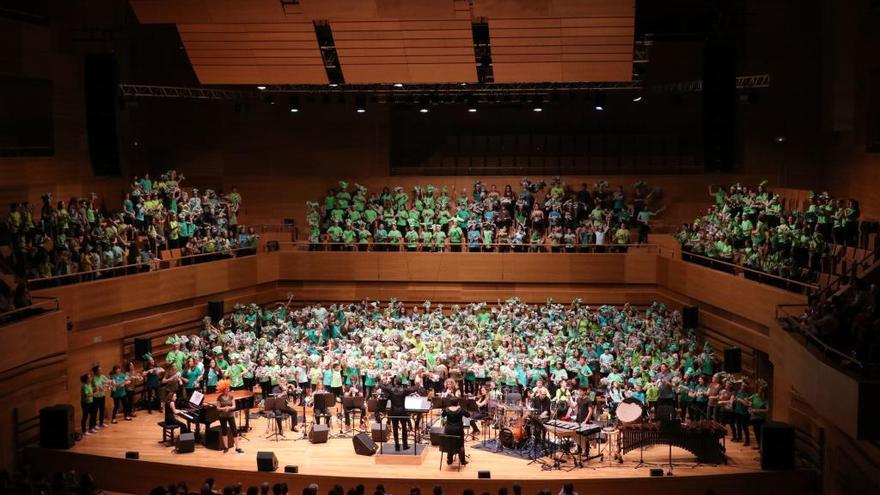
xmin=379 ymin=376 xmax=420 ymax=451
xmin=216 ymin=384 xmax=239 ymax=453
xmin=311 ymin=382 xmax=333 ymax=426
xmin=531 ymin=387 xmax=552 ymax=419
xmin=343 ymin=377 xmax=367 ymax=428
xmin=271 ymin=377 xmax=300 ymax=433
xmin=163 ymin=391 xmax=190 ymax=435
xmin=575 ymin=387 xmax=595 ymax=424
xmin=441 ymin=397 xmax=470 ymax=465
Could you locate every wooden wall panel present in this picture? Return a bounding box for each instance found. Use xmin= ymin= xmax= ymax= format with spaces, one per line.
xmin=33 ymin=254 xmax=280 ymax=328
xmin=281 ymin=281 xmax=662 ymax=306
xmin=0 ymin=311 xmax=66 ymax=375
xmin=277 ymin=252 xmax=657 ymax=284
xmin=657 ymin=257 xmax=806 ymax=329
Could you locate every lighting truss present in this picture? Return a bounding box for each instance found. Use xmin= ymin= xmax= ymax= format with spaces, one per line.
xmin=118 ymin=84 xmax=247 ymax=99
xmin=118 ymin=75 xmax=770 ymax=102
xmin=652 ymin=74 xmax=771 ymax=94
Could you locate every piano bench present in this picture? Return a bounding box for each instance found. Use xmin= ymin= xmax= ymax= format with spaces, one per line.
xmin=158 ymin=422 xmax=180 ymax=446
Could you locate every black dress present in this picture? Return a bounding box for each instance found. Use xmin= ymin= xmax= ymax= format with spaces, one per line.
xmin=442 ymin=407 xmax=470 ymax=464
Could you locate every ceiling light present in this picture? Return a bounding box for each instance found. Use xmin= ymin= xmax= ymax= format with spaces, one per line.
xmin=532 ymin=107 xmax=543 ymax=112
xmin=468 ymin=108 xmax=477 ymax=113
xmin=393 ymin=83 xmax=403 ymax=88
xmin=632 ymin=96 xmax=643 ymax=102
xmin=419 ymin=108 xmax=429 ymax=113
xmin=257 ymin=85 xmax=266 ymax=90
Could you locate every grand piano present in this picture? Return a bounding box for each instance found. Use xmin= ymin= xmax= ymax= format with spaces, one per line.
xmin=176 ymin=391 xmax=219 ymax=441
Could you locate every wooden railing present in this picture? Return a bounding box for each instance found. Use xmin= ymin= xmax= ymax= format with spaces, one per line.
xmin=0 ymin=296 xmax=59 ymax=327
xmin=277 ymin=240 xmax=660 ymax=253
xmin=25 ymin=246 xmax=258 ymax=290
xmin=659 ymin=245 xmax=820 ymax=294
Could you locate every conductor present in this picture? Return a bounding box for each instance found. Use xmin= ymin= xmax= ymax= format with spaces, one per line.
xmin=441 ymin=397 xmax=470 ymax=465
xmin=379 ymin=376 xmax=419 ymax=451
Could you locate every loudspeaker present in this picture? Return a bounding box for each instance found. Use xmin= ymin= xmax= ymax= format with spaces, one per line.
xmin=353 ymin=432 xmax=378 ymax=456
xmin=205 ymin=426 xmax=223 ymax=451
xmin=257 ymin=451 xmax=278 ymax=472
xmin=724 ymin=347 xmax=742 ymax=373
xmin=125 ymin=451 xmax=139 ymax=459
xmin=478 ymin=471 xmax=491 ymax=479
xmin=39 ymin=405 xmax=75 ymax=449
xmin=429 ymin=426 xmax=445 ymax=446
xmin=284 ymin=465 xmax=299 ymax=474
xmin=682 ymin=305 xmax=699 ymax=329
xmin=309 ymin=424 xmax=329 ymax=444
xmin=761 ymin=422 xmax=794 ymax=470
xmin=134 ymin=337 xmax=152 ymax=361
xmin=176 ymin=432 xmax=195 ymax=453
xmin=371 ymin=422 xmax=389 ymax=442
xmin=84 ymin=53 xmax=121 ymax=176
xmin=650 ymin=468 xmax=664 ymax=477
xmin=208 ymin=301 xmax=224 ymax=323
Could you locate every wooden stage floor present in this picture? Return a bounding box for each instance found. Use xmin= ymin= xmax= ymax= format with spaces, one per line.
xmin=67 ymin=412 xmax=763 ymax=481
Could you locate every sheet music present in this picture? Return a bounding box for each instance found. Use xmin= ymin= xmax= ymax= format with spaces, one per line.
xmin=189 ymin=390 xmax=204 ymax=406
xmin=405 ymin=395 xmax=430 ymax=411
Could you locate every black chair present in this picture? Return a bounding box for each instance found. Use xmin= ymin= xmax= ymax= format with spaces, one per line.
xmin=158 ymin=421 xmax=180 ymax=446
xmin=438 ymin=434 xmax=464 ymax=471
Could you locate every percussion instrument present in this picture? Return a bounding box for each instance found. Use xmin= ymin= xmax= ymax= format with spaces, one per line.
xmin=615 ymin=399 xmax=644 ymax=423
xmin=499 ymin=426 xmax=525 ymax=448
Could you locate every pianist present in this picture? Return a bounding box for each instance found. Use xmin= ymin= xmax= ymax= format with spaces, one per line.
xmin=163 ymin=391 xmax=191 ymax=435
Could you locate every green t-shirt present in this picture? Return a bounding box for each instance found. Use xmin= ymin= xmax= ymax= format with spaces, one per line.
xmin=228 ymin=363 xmax=246 ymax=388
xmin=92 ymin=375 xmax=109 ymax=398
xmin=448 ymin=225 xmax=463 ymax=243
xmin=81 ymin=383 xmax=94 ymax=404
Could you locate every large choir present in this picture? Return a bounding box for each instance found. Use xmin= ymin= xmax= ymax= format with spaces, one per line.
xmin=76 ymin=297 xmax=770 ymax=466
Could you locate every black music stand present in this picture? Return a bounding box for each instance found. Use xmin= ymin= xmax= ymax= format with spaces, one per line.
xmin=339 ymin=396 xmax=366 ymax=437
xmin=525 ymin=417 xmax=550 ymax=469
xmin=264 ymin=398 xmax=287 ymax=442
xmin=313 ymin=392 xmax=335 ymax=427
xmin=660 ymin=419 xmax=682 ymax=475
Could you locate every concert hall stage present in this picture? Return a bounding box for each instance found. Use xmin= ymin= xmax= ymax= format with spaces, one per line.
xmin=26 ymin=414 xmax=811 ymax=495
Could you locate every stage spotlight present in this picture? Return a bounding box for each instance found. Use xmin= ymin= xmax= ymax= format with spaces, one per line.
xmin=257 ymin=85 xmax=266 ymax=90
xmin=329 ymin=83 xmax=339 ymax=88
xmin=467 ymin=96 xmax=477 ymax=113
xmin=594 ymin=93 xmax=606 ymax=111
xmin=288 ymin=95 xmax=300 ymax=113
xmin=419 ymin=96 xmax=430 ymax=113
xmin=419 ymin=108 xmax=429 ymax=113
xmin=393 ymin=83 xmax=404 ymax=88
xmin=356 ymin=94 xmax=366 ymax=113
xmin=531 ymin=95 xmax=544 ymax=112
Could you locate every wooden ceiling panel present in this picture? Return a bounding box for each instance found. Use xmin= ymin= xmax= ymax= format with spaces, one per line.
xmin=130 ymin=0 xmax=634 ymax=84
xmin=472 ymin=0 xmax=633 ymax=18
xmin=192 ymin=65 xmax=328 ymax=84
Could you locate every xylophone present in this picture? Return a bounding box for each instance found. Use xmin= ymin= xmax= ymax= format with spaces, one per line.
xmin=619 ymin=420 xmax=727 ymax=464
